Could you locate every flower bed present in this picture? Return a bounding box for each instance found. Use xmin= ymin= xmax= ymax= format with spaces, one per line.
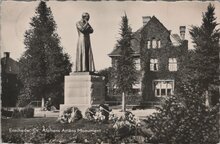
xmin=2 ymin=106 xmax=155 ymax=143
xmin=57 ymin=107 xmax=82 ymax=123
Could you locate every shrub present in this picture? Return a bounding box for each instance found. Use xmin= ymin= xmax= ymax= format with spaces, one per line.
xmin=29 ymin=125 xmax=55 ymax=143
xmin=99 ymin=104 xmax=111 ymax=121
xmin=85 ymin=107 xmax=97 ymax=121
xmin=58 ymin=107 xmax=82 ymax=123
xmin=145 ymin=95 xmax=219 ymax=144
xmin=2 ymin=109 xmax=13 ymax=118
xmin=2 ymin=133 xmax=24 ymax=143
xmin=113 ymin=111 xmax=141 ymax=138
xmin=12 ymin=108 xmax=23 ymax=118
xmin=11 ymin=106 xmax=34 ymax=118
xmin=22 ymin=106 xmax=34 ymax=118
xmin=85 ymin=104 xmax=111 ymax=123
xmin=2 ymin=124 xmax=56 ymax=143
xmin=16 ymin=90 xmax=31 ymax=107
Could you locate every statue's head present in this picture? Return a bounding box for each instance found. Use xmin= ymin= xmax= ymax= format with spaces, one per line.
xmin=82 ymin=12 xmax=90 ymax=21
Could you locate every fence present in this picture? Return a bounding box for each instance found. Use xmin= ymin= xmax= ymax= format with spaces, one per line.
xmin=105 ymin=94 xmax=161 ymax=108
xmin=27 ymin=101 xmax=42 ymax=107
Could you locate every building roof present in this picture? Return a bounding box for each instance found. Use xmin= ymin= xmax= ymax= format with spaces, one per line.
xmin=170 ymin=34 xmax=182 ymax=46
xmin=109 ymin=16 xmax=170 ymax=57
xmin=108 ymin=46 xmax=122 ymax=56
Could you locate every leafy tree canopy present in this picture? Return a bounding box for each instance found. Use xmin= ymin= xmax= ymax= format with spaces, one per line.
xmin=189 ymin=3 xmax=219 ymax=89
xmin=115 ymin=14 xmax=137 ymax=94
xmin=18 ymin=1 xmax=72 ymax=107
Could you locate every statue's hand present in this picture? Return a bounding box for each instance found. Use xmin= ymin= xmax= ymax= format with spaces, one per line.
xmin=84 ymin=22 xmax=90 ymax=29
xmin=84 ymin=19 xmax=88 ymax=25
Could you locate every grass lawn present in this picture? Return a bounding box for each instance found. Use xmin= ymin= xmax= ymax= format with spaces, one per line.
xmin=1 ymin=117 xmax=114 ymax=143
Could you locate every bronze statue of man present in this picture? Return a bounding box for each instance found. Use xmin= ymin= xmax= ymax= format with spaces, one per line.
xmin=75 ymin=12 xmax=95 ymax=72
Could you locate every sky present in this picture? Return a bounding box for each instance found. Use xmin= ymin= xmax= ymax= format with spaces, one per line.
xmin=1 ymin=1 xmax=220 ymax=71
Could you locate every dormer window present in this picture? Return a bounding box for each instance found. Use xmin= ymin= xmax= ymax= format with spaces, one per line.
xmin=152 ymin=38 xmax=157 ymax=49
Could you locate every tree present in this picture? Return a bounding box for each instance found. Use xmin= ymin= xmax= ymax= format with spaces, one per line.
xmin=145 ymin=94 xmax=219 ymax=143
xmin=98 ymin=67 xmax=114 ymax=99
xmin=18 ymin=1 xmax=72 ymax=107
xmin=115 ymin=14 xmax=137 ymax=111
xmin=188 ymin=3 xmax=219 ymax=106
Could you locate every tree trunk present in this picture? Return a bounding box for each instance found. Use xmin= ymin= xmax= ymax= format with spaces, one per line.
xmin=41 ymin=97 xmax=45 ymax=108
xmin=122 ymin=92 xmax=126 ymax=112
xmin=205 ymin=90 xmax=210 ymax=107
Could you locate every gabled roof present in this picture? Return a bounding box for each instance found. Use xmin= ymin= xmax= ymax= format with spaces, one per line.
xmin=108 ymin=46 xmax=121 ymax=56
xmin=109 ymin=16 xmax=170 ymax=57
xmin=108 ymin=45 xmax=138 ymax=57
xmin=144 ymin=16 xmax=169 ymax=34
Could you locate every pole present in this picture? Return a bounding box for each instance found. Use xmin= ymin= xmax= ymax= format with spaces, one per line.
xmin=41 ymin=97 xmax=45 ymax=109
xmin=122 ymin=92 xmax=126 ymax=112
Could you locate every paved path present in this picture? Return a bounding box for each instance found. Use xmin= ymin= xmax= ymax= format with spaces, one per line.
xmin=112 ymin=109 xmax=157 ymax=119
xmin=34 ymin=108 xmax=60 ymax=117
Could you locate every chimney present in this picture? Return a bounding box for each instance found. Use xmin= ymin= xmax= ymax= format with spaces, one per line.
xmin=142 ymin=16 xmax=151 ymax=26
xmin=4 ymin=52 xmax=10 ymax=58
xmin=179 ymin=26 xmax=186 ymax=40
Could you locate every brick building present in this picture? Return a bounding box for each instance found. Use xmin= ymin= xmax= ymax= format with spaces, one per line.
xmin=109 ymin=16 xmax=188 ymax=103
xmin=1 ymin=52 xmax=20 ymax=107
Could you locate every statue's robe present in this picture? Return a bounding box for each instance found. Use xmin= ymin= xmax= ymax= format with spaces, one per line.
xmin=75 ymin=20 xmax=95 ymax=72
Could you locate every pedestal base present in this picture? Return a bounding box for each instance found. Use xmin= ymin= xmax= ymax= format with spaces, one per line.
xmin=60 ymin=72 xmax=105 ymax=117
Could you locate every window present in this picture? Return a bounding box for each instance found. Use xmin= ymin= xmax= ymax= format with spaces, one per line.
xmin=156 ymin=89 xmax=160 ymax=96
xmin=132 ymin=82 xmax=141 ymax=95
xmin=147 ymin=39 xmax=160 ymax=49
xmin=147 ymin=40 xmax=151 ymax=49
xmin=9 ymin=66 xmax=12 ymax=71
xmin=150 ymin=59 xmax=158 ymax=71
xmin=154 ymin=80 xmax=174 ymax=97
xmin=113 ymin=59 xmax=118 ymax=68
xmin=152 ymin=39 xmax=157 ymax=48
xmin=134 ymin=58 xmax=140 ymax=70
xmin=161 ymin=89 xmax=166 ymax=95
xmin=169 ymin=58 xmax=177 ymax=71
xmin=167 ymin=89 xmax=172 ymax=95
xmin=158 ymin=40 xmax=161 ymax=48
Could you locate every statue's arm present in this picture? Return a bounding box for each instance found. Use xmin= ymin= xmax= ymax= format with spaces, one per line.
xmin=76 ymin=22 xmax=94 ymax=34
xmin=87 ymin=24 xmax=94 ymax=33
xmin=76 ymin=22 xmax=87 ymax=33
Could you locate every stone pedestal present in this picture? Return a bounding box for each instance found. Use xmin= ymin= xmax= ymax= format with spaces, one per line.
xmin=60 ymin=72 xmax=105 ymax=116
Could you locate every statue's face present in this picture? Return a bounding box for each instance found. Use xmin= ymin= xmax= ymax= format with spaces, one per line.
xmin=83 ymin=15 xmax=90 ymax=21
xmin=82 ymin=13 xmax=90 ymax=21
